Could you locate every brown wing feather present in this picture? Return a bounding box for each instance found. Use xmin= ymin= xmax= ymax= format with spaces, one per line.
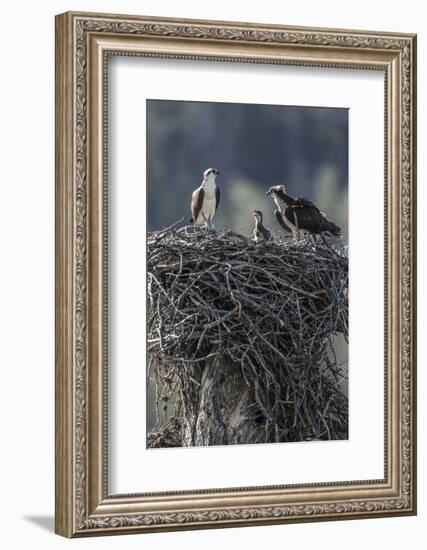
xmin=191 ymin=187 xmax=204 ymax=223
xmin=294 ymin=197 xmax=320 ymax=212
xmin=285 ymin=205 xmax=340 ymax=235
xmin=260 ymin=225 xmax=272 ymax=241
xmin=285 ymin=206 xmax=323 ymax=233
xmin=215 ymin=186 xmax=220 ymax=212
xmin=274 ymin=209 xmax=291 ymax=233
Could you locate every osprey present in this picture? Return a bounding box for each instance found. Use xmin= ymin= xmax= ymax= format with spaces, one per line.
xmin=190 ymin=168 xmax=220 ymax=229
xmin=252 ymin=210 xmax=272 ymax=243
xmin=266 ymin=185 xmax=342 ymax=238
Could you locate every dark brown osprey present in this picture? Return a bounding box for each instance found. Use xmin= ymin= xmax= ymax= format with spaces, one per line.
xmin=266 ymin=185 xmax=342 ymax=238
xmin=252 ymin=210 xmax=272 ymax=243
xmin=190 ymin=168 xmax=221 ymax=229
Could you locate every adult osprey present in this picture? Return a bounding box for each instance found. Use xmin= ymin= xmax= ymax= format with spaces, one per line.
xmin=266 ymin=185 xmax=342 ymax=238
xmin=252 ymin=210 xmax=272 ymax=243
xmin=190 ymin=168 xmax=220 ymax=229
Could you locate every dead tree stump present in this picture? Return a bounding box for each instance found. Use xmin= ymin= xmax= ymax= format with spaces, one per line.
xmin=179 ymin=358 xmax=259 ymax=446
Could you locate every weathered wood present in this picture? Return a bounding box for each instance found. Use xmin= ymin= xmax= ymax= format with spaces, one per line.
xmin=180 ymin=359 xmax=258 ymax=446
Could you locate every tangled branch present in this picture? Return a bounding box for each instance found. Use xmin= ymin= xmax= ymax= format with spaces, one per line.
xmin=147 ymin=226 xmax=348 ymax=445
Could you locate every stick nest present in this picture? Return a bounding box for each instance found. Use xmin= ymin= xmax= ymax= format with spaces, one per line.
xmin=147 ymin=226 xmax=348 ymax=445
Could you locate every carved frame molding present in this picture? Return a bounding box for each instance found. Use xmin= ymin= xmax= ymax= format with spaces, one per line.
xmin=55 ymin=11 xmax=416 ymax=537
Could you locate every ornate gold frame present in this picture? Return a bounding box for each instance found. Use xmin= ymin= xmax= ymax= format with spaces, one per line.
xmin=55 ymin=11 xmax=417 ymax=537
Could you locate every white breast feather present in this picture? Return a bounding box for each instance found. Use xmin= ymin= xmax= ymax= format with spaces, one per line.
xmin=196 ymin=180 xmax=217 ymax=224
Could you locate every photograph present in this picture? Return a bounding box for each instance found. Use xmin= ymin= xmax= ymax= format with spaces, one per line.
xmin=146 ymin=99 xmax=349 ymax=448
xmin=53 ymin=9 xmax=417 ymax=538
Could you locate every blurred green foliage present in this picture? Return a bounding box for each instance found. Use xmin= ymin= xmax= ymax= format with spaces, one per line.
xmin=147 ymin=100 xmax=348 ymax=239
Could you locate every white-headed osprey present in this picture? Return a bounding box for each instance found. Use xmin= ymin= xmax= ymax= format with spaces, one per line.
xmin=252 ymin=210 xmax=272 ymax=243
xmin=266 ymin=185 xmax=342 ymax=238
xmin=190 ymin=168 xmax=220 ymax=229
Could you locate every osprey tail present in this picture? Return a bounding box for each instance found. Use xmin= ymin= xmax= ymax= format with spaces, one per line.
xmin=324 ymin=220 xmax=342 ymax=237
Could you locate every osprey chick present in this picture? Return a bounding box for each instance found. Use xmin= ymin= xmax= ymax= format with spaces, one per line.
xmin=190 ymin=168 xmax=220 ymax=229
xmin=267 ymin=185 xmax=341 ymax=239
xmin=252 ymin=210 xmax=272 ymax=243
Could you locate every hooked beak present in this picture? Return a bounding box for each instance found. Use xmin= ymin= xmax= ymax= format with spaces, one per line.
xmin=214 ymin=169 xmax=220 ymax=176
xmin=266 ymin=188 xmax=272 ymax=196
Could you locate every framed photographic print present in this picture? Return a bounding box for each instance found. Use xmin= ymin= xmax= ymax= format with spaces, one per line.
xmin=55 ymin=11 xmax=417 ymax=537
